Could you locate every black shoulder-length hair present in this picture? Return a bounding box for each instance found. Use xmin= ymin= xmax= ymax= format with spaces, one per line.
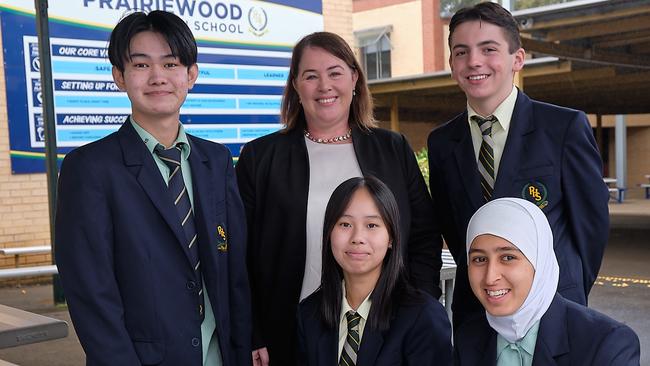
xmin=320 ymin=175 xmax=411 ymax=331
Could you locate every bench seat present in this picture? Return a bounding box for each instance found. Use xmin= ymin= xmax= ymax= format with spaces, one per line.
xmin=640 ymin=183 xmax=650 ymax=199
xmin=0 ymin=265 xmax=58 ymax=279
xmin=0 ymin=246 xmax=51 ymax=256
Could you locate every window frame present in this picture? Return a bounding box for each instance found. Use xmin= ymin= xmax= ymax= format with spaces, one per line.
xmin=355 ymin=25 xmax=393 ymax=80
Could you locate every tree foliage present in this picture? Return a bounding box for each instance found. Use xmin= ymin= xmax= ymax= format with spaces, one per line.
xmin=415 ymin=148 xmax=430 ymax=192
xmin=514 ymin=0 xmax=574 ymax=10
xmin=440 ymin=0 xmax=482 ymax=17
xmin=440 ymin=0 xmax=578 ymax=17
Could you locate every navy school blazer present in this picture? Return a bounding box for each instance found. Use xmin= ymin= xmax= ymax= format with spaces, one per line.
xmin=55 ymin=121 xmax=251 ymax=366
xmin=297 ymin=289 xmax=453 ymax=366
xmin=427 ymin=90 xmax=609 ymax=328
xmin=454 ymin=294 xmax=640 ymax=366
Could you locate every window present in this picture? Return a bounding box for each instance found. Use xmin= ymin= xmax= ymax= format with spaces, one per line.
xmin=355 ymin=26 xmax=392 ymax=80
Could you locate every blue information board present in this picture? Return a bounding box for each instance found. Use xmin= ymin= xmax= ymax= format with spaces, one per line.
xmin=0 ymin=0 xmax=323 ymax=173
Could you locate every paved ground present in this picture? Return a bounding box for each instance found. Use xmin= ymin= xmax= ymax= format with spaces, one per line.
xmin=1 ymin=199 xmax=649 ymax=365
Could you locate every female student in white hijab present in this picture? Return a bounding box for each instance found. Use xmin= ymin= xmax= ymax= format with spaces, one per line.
xmin=454 ymin=197 xmax=640 ymax=366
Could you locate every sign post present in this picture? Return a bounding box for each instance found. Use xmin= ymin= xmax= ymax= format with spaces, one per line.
xmin=33 ymin=0 xmax=64 ymax=304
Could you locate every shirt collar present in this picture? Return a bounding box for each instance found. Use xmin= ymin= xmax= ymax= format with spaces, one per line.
xmin=467 ymin=85 xmax=518 ymax=133
xmin=496 ymin=320 xmax=540 ymax=359
xmin=340 ymin=281 xmax=372 ymax=321
xmin=130 ymin=116 xmax=191 ymax=159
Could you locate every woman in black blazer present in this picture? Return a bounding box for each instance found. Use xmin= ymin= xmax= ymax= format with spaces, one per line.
xmin=297 ymin=176 xmax=452 ymax=366
xmin=456 ymin=198 xmax=640 ymax=366
xmin=236 ymin=32 xmax=442 ymax=366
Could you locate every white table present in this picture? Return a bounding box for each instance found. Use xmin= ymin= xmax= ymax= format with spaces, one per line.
xmin=440 ymin=249 xmax=456 ymax=320
xmin=0 ymin=304 xmax=68 ymax=349
xmin=603 ymin=177 xmax=624 ymax=202
xmin=642 ymin=175 xmax=650 ymax=199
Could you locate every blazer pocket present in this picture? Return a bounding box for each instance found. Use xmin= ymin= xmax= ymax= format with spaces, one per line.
xmin=133 ymin=339 xmax=165 ymax=365
xmin=517 ymin=164 xmax=554 ymax=179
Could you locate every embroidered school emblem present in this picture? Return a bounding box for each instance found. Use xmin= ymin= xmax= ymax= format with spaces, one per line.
xmin=521 ymin=182 xmax=549 ymax=209
xmin=216 ymin=224 xmax=228 ymax=252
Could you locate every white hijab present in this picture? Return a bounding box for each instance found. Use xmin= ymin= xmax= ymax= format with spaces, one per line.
xmin=466 ymin=197 xmax=559 ymax=343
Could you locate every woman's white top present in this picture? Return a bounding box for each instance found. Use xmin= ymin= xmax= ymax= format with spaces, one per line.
xmin=300 ymin=138 xmax=362 ymax=300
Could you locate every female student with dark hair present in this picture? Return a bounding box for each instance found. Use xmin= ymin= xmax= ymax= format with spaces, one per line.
xmin=456 ymin=197 xmax=640 ymax=366
xmin=297 ymin=176 xmax=452 ymax=366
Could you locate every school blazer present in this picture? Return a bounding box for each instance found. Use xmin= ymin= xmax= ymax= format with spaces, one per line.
xmin=454 ymin=294 xmax=640 ymax=366
xmin=236 ymin=126 xmax=442 ymax=365
xmin=55 ymin=121 xmax=251 ymax=366
xmin=297 ymin=289 xmax=453 ymax=366
xmin=427 ymin=90 xmax=609 ymax=328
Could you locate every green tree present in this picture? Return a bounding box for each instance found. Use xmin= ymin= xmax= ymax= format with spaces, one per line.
xmin=440 ymin=0 xmax=578 ymax=16
xmin=514 ymin=0 xmax=574 ymax=10
xmin=440 ymin=0 xmax=482 ymax=17
xmin=415 ymin=148 xmax=430 ymax=192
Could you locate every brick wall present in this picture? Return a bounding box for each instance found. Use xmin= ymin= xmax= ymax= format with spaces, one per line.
xmin=353 ymin=1 xmax=424 ymax=77
xmin=0 ymin=26 xmax=53 ymax=273
xmin=323 ymin=0 xmax=354 ymax=47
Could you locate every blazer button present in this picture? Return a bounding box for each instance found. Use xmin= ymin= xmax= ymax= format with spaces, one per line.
xmin=199 ymin=304 xmax=204 ymax=315
xmin=186 ymin=281 xmax=196 ymax=290
xmin=191 ymin=337 xmax=200 ymax=347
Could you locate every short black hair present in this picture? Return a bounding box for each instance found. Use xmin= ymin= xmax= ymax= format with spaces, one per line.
xmin=320 ymin=175 xmax=412 ymax=332
xmin=448 ymin=2 xmax=522 ymax=54
xmin=108 ymin=11 xmax=197 ymax=72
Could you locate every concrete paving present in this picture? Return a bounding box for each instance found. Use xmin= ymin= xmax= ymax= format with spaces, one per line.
xmin=0 ymin=199 xmax=648 ymax=365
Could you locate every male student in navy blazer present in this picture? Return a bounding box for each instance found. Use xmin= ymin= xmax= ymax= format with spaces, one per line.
xmin=55 ymin=11 xmax=251 ymax=366
xmin=427 ymin=2 xmax=609 ymax=329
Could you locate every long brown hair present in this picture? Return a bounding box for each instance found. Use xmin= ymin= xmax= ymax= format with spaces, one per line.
xmin=281 ymin=32 xmax=376 ymax=132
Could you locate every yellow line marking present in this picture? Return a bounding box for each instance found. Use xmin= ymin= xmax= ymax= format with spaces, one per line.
xmin=595 ymin=275 xmax=650 ymax=288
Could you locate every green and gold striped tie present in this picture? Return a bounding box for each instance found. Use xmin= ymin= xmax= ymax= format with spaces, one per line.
xmin=339 ymin=311 xmax=361 ymax=366
xmin=155 ymin=143 xmax=205 ymax=317
xmin=471 ymin=115 xmax=498 ymax=202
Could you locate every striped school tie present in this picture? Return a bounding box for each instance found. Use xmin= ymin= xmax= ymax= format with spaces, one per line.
xmin=339 ymin=311 xmax=361 ymax=366
xmin=154 ymin=143 xmax=205 ymax=317
xmin=471 ymin=115 xmax=498 ymax=202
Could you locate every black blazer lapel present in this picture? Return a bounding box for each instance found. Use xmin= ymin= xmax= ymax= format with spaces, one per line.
xmin=187 ymin=137 xmax=218 ymax=264
xmin=457 ymin=316 xmax=497 ymax=366
xmin=356 ymin=327 xmax=384 ymax=366
xmin=478 ymin=334 xmax=498 ymax=366
xmin=287 ymin=127 xmax=311 ymax=208
xmin=318 ymin=328 xmax=338 ymax=366
xmin=493 ymin=90 xmax=536 ymax=198
xmin=118 ymin=121 xmax=195 ymax=266
xmin=350 ymin=126 xmax=372 ymax=174
xmin=450 ymin=113 xmax=484 ymax=210
xmin=533 ymin=295 xmax=569 ymax=366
